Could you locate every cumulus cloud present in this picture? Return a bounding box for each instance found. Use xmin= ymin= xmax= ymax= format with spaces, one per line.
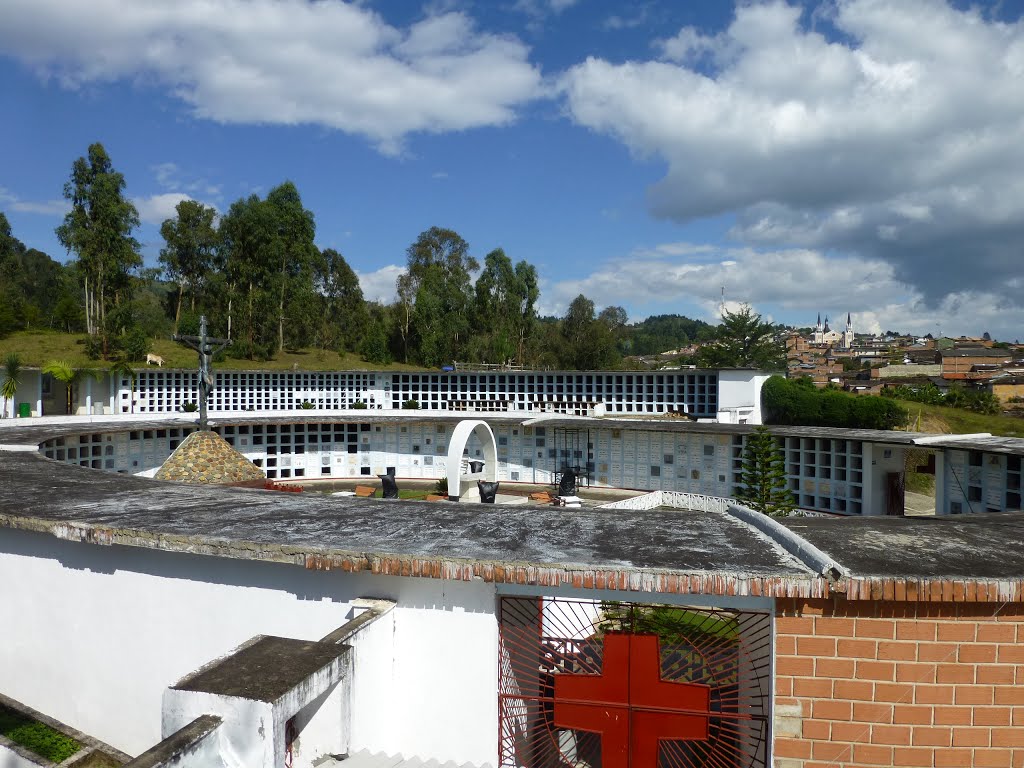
xmin=560 ymin=0 xmax=1024 ymax=305
xmin=0 ymin=0 xmax=543 ymax=154
xmin=357 ymin=264 xmax=404 ymax=304
xmin=541 ymin=242 xmax=907 ymax=316
xmin=538 ymin=241 xmax=1024 ymax=339
xmin=133 ymin=193 xmax=196 ymax=225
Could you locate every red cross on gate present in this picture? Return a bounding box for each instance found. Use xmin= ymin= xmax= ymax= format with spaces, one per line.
xmin=553 ymin=632 xmax=712 ymax=768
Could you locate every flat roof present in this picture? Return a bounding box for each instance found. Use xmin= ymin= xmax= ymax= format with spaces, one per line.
xmin=0 ymin=451 xmax=808 ymax=582
xmin=780 ymin=514 xmax=1024 ymax=581
xmin=172 ymin=635 xmax=347 ymax=702
xmin=2 ymin=417 xmax=1024 ymax=601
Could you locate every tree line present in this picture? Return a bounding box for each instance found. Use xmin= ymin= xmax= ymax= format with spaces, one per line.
xmin=2 ymin=142 xmax=784 ymax=370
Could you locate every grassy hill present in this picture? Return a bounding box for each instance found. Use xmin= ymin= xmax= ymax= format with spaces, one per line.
xmin=0 ymin=330 xmax=424 ymax=372
xmin=895 ymin=399 xmax=1024 ymax=438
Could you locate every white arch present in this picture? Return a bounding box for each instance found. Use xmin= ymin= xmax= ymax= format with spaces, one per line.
xmin=446 ymin=419 xmax=498 ymax=502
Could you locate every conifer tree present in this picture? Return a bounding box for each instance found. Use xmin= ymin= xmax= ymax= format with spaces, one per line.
xmin=735 ymin=426 xmax=794 ymax=517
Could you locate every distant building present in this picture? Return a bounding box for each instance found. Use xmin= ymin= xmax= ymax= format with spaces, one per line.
xmin=939 ymin=347 xmax=1013 ymax=380
xmin=811 ymin=312 xmax=854 ymax=348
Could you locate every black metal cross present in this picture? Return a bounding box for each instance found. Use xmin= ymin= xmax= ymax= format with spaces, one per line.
xmin=173 ymin=315 xmax=230 ymax=431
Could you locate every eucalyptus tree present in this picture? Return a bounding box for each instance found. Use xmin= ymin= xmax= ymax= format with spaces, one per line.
xmin=315 ymin=248 xmax=366 ymax=352
xmin=55 ymin=143 xmax=141 ymax=347
xmin=159 ymin=199 xmax=218 ymax=333
xmin=561 ymin=294 xmax=620 ymax=370
xmin=265 ymin=182 xmax=318 ymax=354
xmin=215 ymin=183 xmax=319 ymax=358
xmin=398 ymin=227 xmax=478 ymax=366
xmin=473 ymin=249 xmax=540 ymax=364
xmin=473 ymin=249 xmax=518 ymax=363
xmin=512 ymin=261 xmax=540 ymax=363
xmin=217 ymin=193 xmax=278 ymax=357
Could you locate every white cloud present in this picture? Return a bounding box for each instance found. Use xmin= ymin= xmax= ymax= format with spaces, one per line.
xmin=560 ymin=0 xmax=1024 ymax=305
xmin=0 ymin=186 xmax=69 ymax=217
xmin=541 ymin=242 xmax=907 ymax=316
xmin=357 ymin=264 xmax=404 ymax=304
xmin=536 ymin=239 xmax=1024 ymax=340
xmin=133 ymin=193 xmax=194 ymax=225
xmin=0 ymin=0 xmax=543 ymax=155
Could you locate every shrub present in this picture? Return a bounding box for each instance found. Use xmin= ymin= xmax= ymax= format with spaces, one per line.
xmin=352 ymin=400 xmax=367 ymax=409
xmin=0 ymin=704 xmax=81 ymax=763
xmin=885 ymin=382 xmax=1002 ymax=414
xmin=84 ymin=335 xmax=104 ymax=360
xmin=762 ymin=375 xmax=907 ymax=429
xmin=402 ymin=399 xmax=419 ymax=409
xmin=181 ymin=401 xmax=198 ymax=412
xmin=118 ymin=328 xmax=150 ymax=362
xmin=434 ymin=476 xmax=448 ymax=495
xmin=300 ymin=400 xmax=315 ymax=409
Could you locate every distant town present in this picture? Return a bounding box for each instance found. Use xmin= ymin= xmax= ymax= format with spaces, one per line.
xmin=624 ymin=312 xmax=1024 ymax=417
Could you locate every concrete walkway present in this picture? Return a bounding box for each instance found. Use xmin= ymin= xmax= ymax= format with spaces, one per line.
xmin=904 ymin=490 xmax=936 ymax=516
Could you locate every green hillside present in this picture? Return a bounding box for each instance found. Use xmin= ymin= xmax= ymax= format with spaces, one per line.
xmin=896 ymin=400 xmax=1024 ymax=438
xmin=0 ymin=330 xmax=423 ymax=372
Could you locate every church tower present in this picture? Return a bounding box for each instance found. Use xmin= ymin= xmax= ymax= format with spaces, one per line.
xmin=814 ymin=313 xmax=823 ymax=344
xmin=843 ymin=312 xmax=854 ymax=348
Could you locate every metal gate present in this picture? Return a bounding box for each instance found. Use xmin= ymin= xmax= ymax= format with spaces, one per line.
xmin=498 ymin=597 xmax=771 ymax=768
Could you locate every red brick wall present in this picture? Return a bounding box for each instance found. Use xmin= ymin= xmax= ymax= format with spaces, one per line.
xmin=774 ymin=597 xmax=1024 ymax=768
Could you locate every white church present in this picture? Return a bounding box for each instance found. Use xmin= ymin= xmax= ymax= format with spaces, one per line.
xmin=810 ymin=312 xmax=854 ymax=348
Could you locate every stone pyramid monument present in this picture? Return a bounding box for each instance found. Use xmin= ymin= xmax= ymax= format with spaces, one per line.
xmin=155 ymin=430 xmax=265 ymax=485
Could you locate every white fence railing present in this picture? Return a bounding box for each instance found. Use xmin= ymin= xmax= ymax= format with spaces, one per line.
xmin=663 ymin=492 xmax=736 ymax=513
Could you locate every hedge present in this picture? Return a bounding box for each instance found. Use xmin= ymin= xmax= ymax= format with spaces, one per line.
xmin=762 ymin=375 xmax=907 ymax=430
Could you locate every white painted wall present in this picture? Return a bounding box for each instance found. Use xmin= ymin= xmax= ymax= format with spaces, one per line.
xmin=717 ymin=370 xmax=771 ymax=425
xmin=347 ymin=578 xmax=498 ymax=764
xmin=163 ymin=692 xmax=271 ymax=767
xmin=0 ymin=528 xmax=499 ymax=765
xmin=0 ymin=742 xmax=42 ymax=768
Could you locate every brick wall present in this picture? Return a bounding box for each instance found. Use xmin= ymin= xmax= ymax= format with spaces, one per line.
xmin=774 ymin=597 xmax=1024 ymax=768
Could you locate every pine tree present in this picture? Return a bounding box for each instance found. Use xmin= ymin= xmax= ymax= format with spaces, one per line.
xmin=735 ymin=426 xmax=794 ymax=517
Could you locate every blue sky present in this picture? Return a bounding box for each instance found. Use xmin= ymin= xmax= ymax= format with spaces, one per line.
xmin=2 ymin=0 xmax=1024 ymax=340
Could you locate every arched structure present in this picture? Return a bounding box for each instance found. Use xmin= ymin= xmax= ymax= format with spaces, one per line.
xmin=446 ymin=419 xmax=498 ymax=502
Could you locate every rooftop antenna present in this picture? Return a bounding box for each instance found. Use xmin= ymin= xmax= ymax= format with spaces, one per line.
xmin=719 ymin=286 xmax=726 ymax=317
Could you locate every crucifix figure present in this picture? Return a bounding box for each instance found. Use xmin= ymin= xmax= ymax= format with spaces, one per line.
xmin=173 ymin=315 xmax=230 ymax=431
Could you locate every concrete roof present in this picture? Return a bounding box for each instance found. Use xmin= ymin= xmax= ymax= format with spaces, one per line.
xmin=172 ymin=635 xmax=347 ymax=702
xmin=780 ymin=514 xmax=1024 ymax=581
xmin=0 ymin=450 xmax=801 ymax=576
xmin=3 ymin=416 xmax=1024 ymax=602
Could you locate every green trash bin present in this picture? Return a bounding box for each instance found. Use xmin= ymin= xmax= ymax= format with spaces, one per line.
xmin=17 ymin=403 xmax=30 ymax=418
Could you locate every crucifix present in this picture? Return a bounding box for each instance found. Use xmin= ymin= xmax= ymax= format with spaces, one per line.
xmin=173 ymin=315 xmax=230 ymax=432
